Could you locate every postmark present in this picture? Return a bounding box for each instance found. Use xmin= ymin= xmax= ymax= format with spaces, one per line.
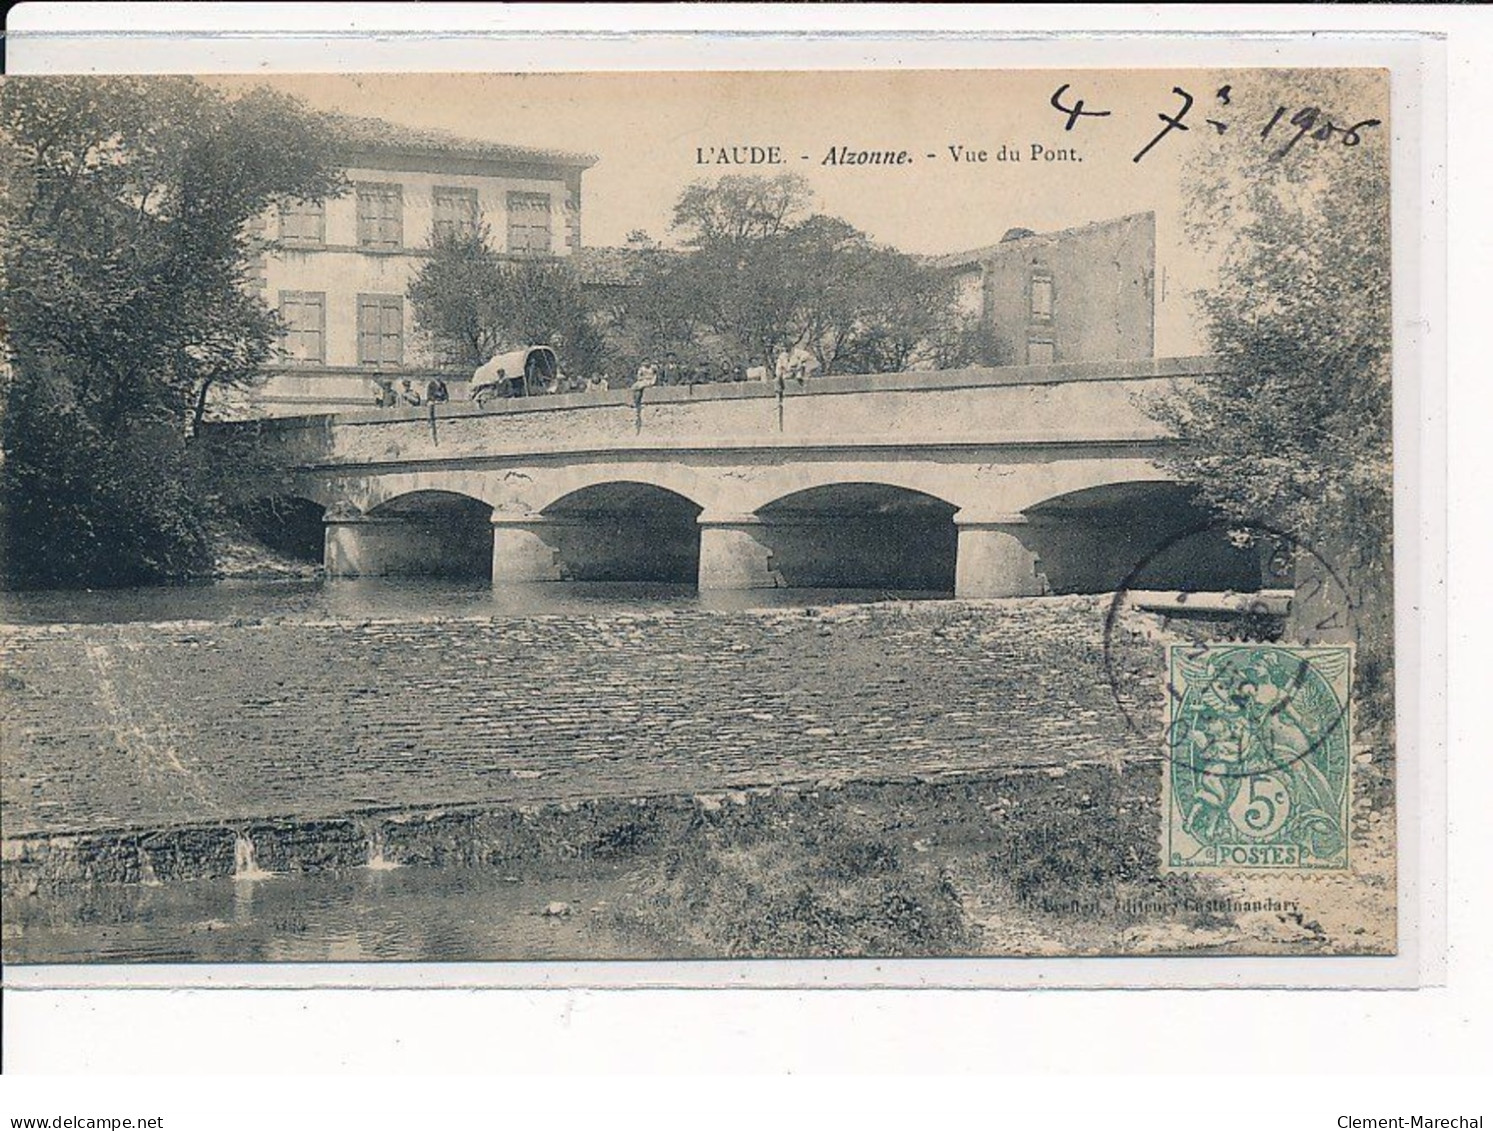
xmin=1101 ymin=519 xmax=1363 ymax=740
xmin=1162 ymin=642 xmax=1354 ymax=872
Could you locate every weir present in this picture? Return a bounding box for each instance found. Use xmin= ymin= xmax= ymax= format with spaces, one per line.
xmin=362 ymin=823 xmax=401 ymax=871
xmin=232 ymin=832 xmax=271 ymax=882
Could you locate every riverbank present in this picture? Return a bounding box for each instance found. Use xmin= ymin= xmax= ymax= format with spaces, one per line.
xmin=2 ymin=767 xmax=1396 ymax=962
xmin=206 ymin=519 xmax=322 ymax=582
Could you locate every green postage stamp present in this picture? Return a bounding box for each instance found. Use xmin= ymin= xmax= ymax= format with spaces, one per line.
xmin=1164 ymin=644 xmax=1355 ymax=872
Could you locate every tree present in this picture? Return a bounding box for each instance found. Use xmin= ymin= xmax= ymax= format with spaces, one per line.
xmin=672 ymin=173 xmax=814 ymax=248
xmin=0 ymin=76 xmax=345 ymax=588
xmin=781 ymin=214 xmax=877 ymax=374
xmin=1147 ymin=70 xmax=1393 ymax=713
xmin=829 ymin=248 xmax=961 ymax=375
xmin=926 ymin=318 xmax=1017 ymax=371
xmin=405 ymin=228 xmax=507 ymax=370
xmin=618 ymin=174 xmax=965 ymax=377
xmin=653 ymin=174 xmax=819 ymax=369
xmin=603 ymin=245 xmax=709 ymax=373
xmin=407 ymin=228 xmax=606 ymax=379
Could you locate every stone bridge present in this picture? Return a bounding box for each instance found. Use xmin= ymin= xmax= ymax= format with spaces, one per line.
xmin=253 ymin=356 xmax=1265 ymax=598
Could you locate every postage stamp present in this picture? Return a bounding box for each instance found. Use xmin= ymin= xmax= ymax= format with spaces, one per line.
xmin=1164 ymin=644 xmax=1354 ymax=872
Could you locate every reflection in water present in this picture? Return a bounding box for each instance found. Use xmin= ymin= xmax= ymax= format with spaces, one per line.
xmin=0 ymin=577 xmax=950 ymax=626
xmin=232 ymin=870 xmax=257 ymax=927
xmin=5 ymin=863 xmax=655 ymax=964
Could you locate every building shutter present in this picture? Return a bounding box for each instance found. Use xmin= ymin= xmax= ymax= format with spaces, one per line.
xmin=433 ymin=187 xmax=480 ymax=242
xmin=506 ymin=192 xmax=552 ymax=255
xmin=280 ymin=291 xmax=325 ymax=364
xmin=358 ymin=294 xmax=403 ymax=366
xmin=357 ymin=185 xmax=404 ymax=249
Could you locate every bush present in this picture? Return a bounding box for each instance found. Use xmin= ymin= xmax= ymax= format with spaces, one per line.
xmin=614 ymin=802 xmax=978 ymax=958
xmin=1 ymin=367 xmax=211 ymax=588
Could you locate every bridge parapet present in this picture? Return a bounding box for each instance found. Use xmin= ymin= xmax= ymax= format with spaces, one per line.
xmin=256 ymin=356 xmax=1214 ymax=472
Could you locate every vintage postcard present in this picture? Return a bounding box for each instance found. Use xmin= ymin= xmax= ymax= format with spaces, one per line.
xmin=0 ymin=65 xmax=1416 ymax=980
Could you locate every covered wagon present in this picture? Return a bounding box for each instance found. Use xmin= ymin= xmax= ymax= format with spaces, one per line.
xmin=470 ymin=345 xmax=561 ymax=404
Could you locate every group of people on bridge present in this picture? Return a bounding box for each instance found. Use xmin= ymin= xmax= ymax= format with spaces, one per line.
xmin=372 ymin=378 xmax=449 ymax=410
xmin=367 ymin=344 xmax=824 ymax=414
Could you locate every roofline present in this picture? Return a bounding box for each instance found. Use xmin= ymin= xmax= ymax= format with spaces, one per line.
xmin=929 ymin=210 xmax=1156 ymax=270
xmin=337 ymin=140 xmax=598 ymax=171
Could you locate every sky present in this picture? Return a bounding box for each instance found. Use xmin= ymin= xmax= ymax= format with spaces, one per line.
xmin=213 ymin=70 xmax=1386 ymax=357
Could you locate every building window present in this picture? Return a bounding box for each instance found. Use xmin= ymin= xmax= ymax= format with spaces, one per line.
xmin=506 ymin=191 xmax=552 ymax=255
xmin=279 ymin=199 xmax=325 ymax=246
xmin=433 ymin=186 xmax=480 ymax=242
xmin=356 ymin=183 xmax=403 ymax=249
xmin=1028 ymin=338 xmax=1056 ymax=365
xmin=279 ymin=291 xmax=325 ymax=364
xmin=357 ymin=294 xmax=404 ymax=367
xmin=1030 ymin=274 xmax=1054 ymax=321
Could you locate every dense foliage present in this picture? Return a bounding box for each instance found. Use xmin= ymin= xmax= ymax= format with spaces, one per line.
xmin=408 ymin=226 xmax=605 ymax=378
xmin=0 ymin=77 xmax=343 ymax=588
xmin=1147 ymin=71 xmax=1393 ymax=676
xmin=614 ymin=173 xmax=970 ymax=377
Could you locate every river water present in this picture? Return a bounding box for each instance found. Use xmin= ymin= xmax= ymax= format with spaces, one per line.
xmin=0 ymin=577 xmax=948 ymax=627
xmin=3 ymin=860 xmax=661 ymax=964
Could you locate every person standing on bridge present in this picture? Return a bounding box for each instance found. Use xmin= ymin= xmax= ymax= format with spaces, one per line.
xmin=424 ymin=378 xmax=449 ymax=444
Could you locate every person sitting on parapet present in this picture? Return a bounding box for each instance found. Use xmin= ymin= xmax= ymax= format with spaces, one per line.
xmin=630 ymin=362 xmax=659 ymax=431
xmin=632 ymin=360 xmax=659 ymax=398
xmin=398 ymin=379 xmax=423 ymax=407
xmin=425 ymin=377 xmax=450 ymax=405
xmin=775 ymin=346 xmax=818 ymax=387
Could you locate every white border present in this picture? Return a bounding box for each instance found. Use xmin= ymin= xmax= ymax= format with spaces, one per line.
xmin=0 ymin=9 xmax=1448 ymax=998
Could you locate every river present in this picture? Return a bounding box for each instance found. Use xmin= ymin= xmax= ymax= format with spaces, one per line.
xmin=0 ymin=577 xmax=950 ymax=627
xmin=3 ymin=858 xmax=662 ymax=964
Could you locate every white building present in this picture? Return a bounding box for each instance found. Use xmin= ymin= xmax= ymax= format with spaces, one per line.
xmin=241 ymin=115 xmax=596 ymax=416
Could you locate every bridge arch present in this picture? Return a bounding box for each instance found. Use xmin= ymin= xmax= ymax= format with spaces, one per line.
xmin=524 ymin=480 xmax=705 ymax=584
xmin=525 ymin=464 xmax=720 ymax=517
xmin=746 ymin=482 xmax=960 ymax=592
xmin=728 ymin=464 xmax=980 ymax=517
xmin=951 ymin=480 xmax=1264 ymax=597
xmin=231 ymin=494 xmax=327 ymax=566
xmin=327 ymin=488 xmax=495 ymax=579
xmin=990 ymin=457 xmax=1176 ymax=515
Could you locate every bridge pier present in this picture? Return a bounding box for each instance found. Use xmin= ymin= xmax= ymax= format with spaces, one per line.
xmin=490 ymin=514 xmax=567 ymax=583
xmin=953 ymin=514 xmax=1049 ymax=598
xmin=324 ymin=512 xmax=446 ymax=578
xmin=697 ymin=513 xmax=783 ymax=590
